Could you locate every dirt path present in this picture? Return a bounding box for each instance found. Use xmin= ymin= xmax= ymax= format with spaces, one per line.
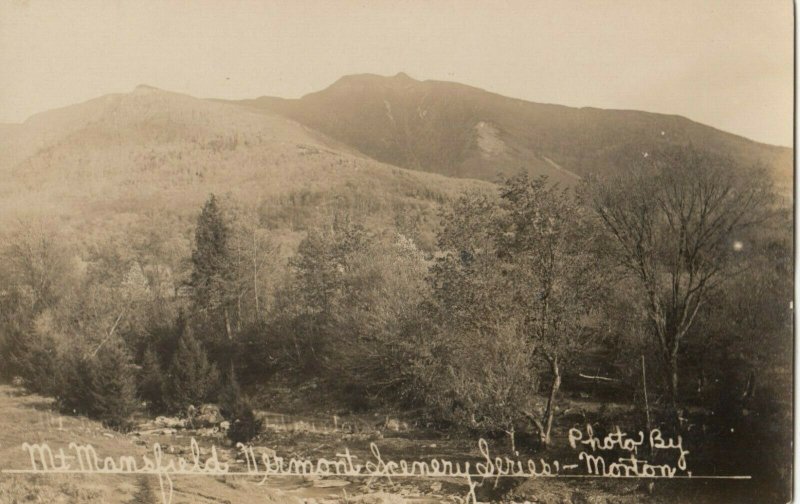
xmin=128 ymin=477 xmax=157 ymax=504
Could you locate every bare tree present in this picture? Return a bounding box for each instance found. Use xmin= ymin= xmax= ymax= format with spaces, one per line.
xmin=587 ymin=146 xmax=773 ymax=412
xmin=230 ymin=210 xmax=277 ymax=326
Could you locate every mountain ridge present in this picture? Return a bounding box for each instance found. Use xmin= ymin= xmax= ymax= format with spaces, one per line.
xmin=0 ymin=76 xmax=792 ymax=246
xmin=228 ymin=73 xmax=792 ymax=193
xmin=295 ymin=72 xmax=793 ymax=149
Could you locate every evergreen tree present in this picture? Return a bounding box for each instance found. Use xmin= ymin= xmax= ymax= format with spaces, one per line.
xmin=163 ymin=312 xmax=220 ymax=413
xmin=57 ymin=352 xmax=96 ymax=416
xmin=89 ymin=342 xmax=138 ymax=430
xmin=138 ymin=346 xmax=165 ymax=413
xmin=190 ymin=194 xmax=236 ymax=341
xmin=217 ymin=366 xmax=242 ymax=418
xmin=6 ymin=328 xmax=59 ymax=395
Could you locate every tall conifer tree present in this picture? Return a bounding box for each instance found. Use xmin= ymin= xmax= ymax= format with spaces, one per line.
xmin=190 ymin=194 xmax=236 ymax=340
xmin=163 ymin=311 xmax=220 ymax=413
xmin=89 ymin=342 xmax=138 ymax=430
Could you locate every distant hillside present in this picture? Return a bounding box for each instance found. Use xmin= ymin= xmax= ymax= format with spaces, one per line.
xmin=231 ymin=73 xmax=793 ymax=193
xmin=0 ymin=85 xmax=489 ymax=250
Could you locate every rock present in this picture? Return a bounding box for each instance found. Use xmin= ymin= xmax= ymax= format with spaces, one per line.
xmin=195 ymin=404 xmax=224 ymax=427
xmin=260 ymin=489 xmax=305 ymax=504
xmin=313 ymin=479 xmax=350 ymax=488
xmin=255 ymin=446 xmax=277 ymax=458
xmin=219 ymin=420 xmax=231 ymax=431
xmin=383 ymin=417 xmax=409 ymax=432
xmin=154 ymin=416 xmax=185 ymax=429
xmin=216 ymin=450 xmax=234 ymax=463
xmin=195 ymin=427 xmax=221 ymax=437
xmin=135 ymin=428 xmax=177 ymax=436
xmin=347 ymin=493 xmax=406 ymax=504
xmin=288 ymin=420 xmax=313 ymax=432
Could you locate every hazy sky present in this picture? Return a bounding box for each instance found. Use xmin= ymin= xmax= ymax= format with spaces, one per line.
xmin=0 ymin=0 xmax=793 ymax=146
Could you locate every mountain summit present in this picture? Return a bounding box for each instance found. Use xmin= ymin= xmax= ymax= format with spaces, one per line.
xmin=232 ymin=73 xmax=792 ymax=192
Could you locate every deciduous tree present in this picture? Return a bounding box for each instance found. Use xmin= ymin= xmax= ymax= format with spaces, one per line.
xmin=495 ymin=175 xmax=600 ymax=446
xmin=587 ymin=146 xmax=773 ymax=412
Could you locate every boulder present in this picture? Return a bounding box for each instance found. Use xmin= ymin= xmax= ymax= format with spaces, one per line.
xmin=261 ymin=489 xmax=305 ymax=504
xmin=313 ymin=479 xmax=350 ymax=488
xmin=348 ymin=493 xmax=406 ymax=504
xmin=383 ymin=417 xmax=409 ymax=432
xmin=196 ymin=426 xmax=222 ymax=437
xmin=195 ymin=404 xmax=223 ymax=427
xmin=154 ymin=416 xmax=185 ymax=429
xmin=256 ymin=446 xmax=277 ymax=458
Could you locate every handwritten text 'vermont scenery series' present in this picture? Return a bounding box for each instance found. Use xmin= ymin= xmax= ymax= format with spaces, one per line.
xmin=8 ymin=426 xmax=711 ymax=504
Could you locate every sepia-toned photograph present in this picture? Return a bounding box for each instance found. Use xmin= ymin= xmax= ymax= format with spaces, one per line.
xmin=0 ymin=1 xmax=794 ymax=503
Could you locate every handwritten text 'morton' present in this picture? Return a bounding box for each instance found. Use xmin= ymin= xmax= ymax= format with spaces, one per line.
xmin=16 ymin=427 xmax=698 ymax=504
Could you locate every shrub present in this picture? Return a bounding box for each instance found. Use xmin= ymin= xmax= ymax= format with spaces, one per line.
xmin=226 ymin=394 xmax=262 ymax=444
xmin=213 ymin=367 xmax=262 ymax=444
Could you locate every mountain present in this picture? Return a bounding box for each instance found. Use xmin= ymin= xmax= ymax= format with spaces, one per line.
xmin=0 ymin=85 xmax=488 ymax=250
xmin=230 ymin=73 xmax=793 ymax=193
xmin=1 ymin=74 xmax=791 ymax=248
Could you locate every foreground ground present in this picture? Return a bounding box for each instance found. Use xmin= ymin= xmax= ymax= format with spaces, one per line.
xmin=0 ymin=385 xmax=440 ymax=504
xmin=0 ymin=383 xmax=778 ymax=503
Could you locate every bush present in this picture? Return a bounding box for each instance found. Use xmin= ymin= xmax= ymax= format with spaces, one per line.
xmin=212 ymin=367 xmax=262 ymax=444
xmin=226 ymin=394 xmax=262 ymax=444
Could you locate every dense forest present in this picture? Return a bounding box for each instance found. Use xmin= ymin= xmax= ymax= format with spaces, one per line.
xmin=0 ymin=145 xmax=792 ymax=502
